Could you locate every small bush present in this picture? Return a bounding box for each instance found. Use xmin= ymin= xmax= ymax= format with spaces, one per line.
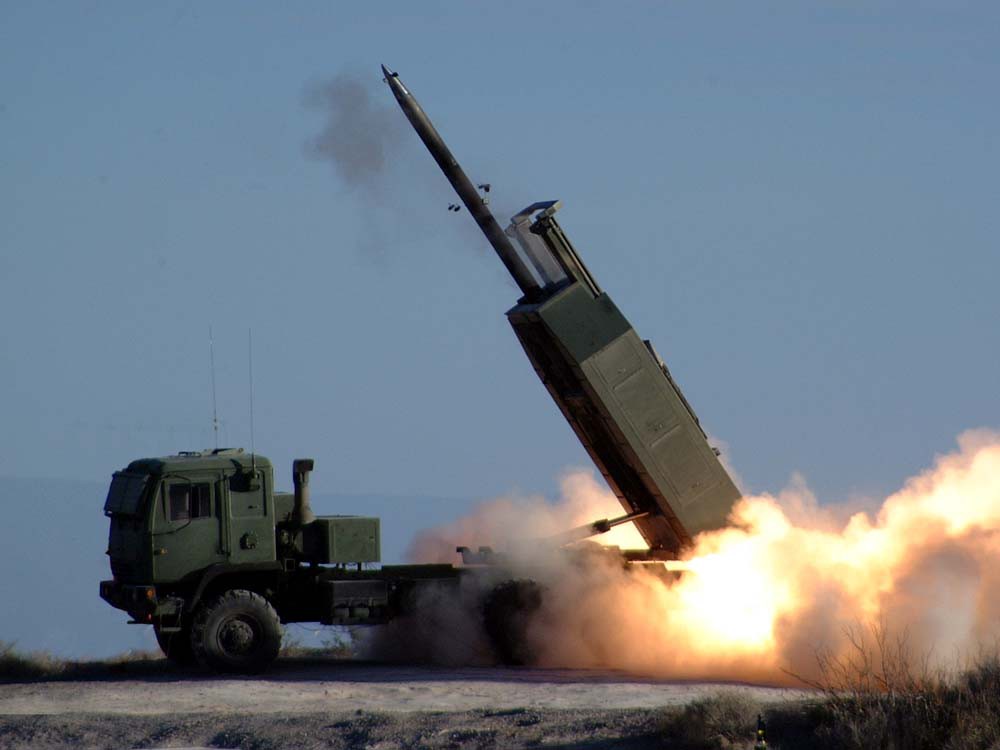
xmin=657 ymin=629 xmax=1000 ymax=749
xmin=0 ymin=640 xmax=164 ymax=683
xmin=767 ymin=626 xmax=1000 ymax=750
xmin=0 ymin=641 xmax=62 ymax=681
xmin=661 ymin=691 xmax=763 ymax=749
xmin=948 ymin=654 xmax=1000 ymax=750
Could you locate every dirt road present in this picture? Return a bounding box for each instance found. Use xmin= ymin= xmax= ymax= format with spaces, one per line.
xmin=0 ymin=659 xmax=812 ymax=748
xmin=0 ymin=660 xmax=809 ymax=715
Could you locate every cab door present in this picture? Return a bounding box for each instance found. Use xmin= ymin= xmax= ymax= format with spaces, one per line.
xmin=224 ymin=471 xmax=276 ymax=564
xmin=151 ymin=476 xmax=225 ymax=581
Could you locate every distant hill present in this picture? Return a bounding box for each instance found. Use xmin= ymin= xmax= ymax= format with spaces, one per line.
xmin=0 ymin=475 xmax=470 ymax=658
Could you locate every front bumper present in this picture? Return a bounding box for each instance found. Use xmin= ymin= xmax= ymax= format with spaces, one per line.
xmin=100 ymin=579 xmax=155 ymax=610
xmin=100 ymin=580 xmax=185 ymax=624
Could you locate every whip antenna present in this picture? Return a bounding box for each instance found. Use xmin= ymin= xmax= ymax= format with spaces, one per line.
xmin=248 ymin=328 xmax=256 ymax=474
xmin=209 ymin=325 xmax=219 ymax=449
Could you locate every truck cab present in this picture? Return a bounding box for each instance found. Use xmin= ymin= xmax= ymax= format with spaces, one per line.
xmin=102 ymin=450 xmax=278 ymax=592
xmin=100 ymin=449 xmax=394 ymax=672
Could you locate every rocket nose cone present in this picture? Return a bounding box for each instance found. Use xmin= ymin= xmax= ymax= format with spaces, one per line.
xmin=381 ymin=65 xmax=410 ymax=101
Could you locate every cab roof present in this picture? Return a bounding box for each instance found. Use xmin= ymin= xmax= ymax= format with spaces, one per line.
xmin=125 ymin=448 xmax=271 ymax=475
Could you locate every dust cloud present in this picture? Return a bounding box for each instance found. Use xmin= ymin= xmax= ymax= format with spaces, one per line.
xmin=374 ymin=430 xmax=1000 ymax=684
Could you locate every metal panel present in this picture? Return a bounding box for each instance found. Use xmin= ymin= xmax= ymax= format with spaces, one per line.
xmin=323 ymin=580 xmax=388 ymax=606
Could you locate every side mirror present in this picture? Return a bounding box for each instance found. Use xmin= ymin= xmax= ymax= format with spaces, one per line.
xmin=230 ymin=471 xmax=261 ymax=493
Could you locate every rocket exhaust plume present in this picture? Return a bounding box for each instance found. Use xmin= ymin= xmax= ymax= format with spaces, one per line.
xmin=387 ymin=430 xmax=1000 ymax=684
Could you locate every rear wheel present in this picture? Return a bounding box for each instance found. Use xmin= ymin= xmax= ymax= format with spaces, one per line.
xmin=154 ymin=623 xmax=195 ymax=666
xmin=482 ymin=579 xmax=544 ymax=666
xmin=190 ymin=590 xmax=282 ymax=673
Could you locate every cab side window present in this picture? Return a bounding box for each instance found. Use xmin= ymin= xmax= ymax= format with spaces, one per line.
xmin=169 ymin=483 xmax=211 ymax=521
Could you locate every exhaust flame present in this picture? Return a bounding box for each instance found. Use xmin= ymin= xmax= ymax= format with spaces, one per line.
xmin=402 ymin=430 xmax=1000 ymax=683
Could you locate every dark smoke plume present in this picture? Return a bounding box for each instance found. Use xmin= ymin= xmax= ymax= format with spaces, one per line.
xmin=303 ymin=74 xmax=405 ymax=188
xmin=301 ymin=70 xmax=528 ymax=286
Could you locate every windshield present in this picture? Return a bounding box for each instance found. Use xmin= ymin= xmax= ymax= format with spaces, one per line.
xmin=104 ymin=472 xmax=149 ymax=516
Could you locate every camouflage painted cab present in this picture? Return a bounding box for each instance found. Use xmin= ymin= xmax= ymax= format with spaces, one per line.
xmin=104 ymin=451 xmax=280 ymax=588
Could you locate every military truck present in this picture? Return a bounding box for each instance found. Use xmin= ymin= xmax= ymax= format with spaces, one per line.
xmin=99 ymin=68 xmax=742 ymax=673
xmin=100 ymin=454 xmax=459 ymax=672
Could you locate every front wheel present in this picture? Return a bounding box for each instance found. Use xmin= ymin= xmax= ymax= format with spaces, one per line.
xmin=190 ymin=590 xmax=282 ymax=673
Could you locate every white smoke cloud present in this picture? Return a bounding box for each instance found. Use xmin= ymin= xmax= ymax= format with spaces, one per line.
xmin=373 ymin=430 xmax=1000 ymax=685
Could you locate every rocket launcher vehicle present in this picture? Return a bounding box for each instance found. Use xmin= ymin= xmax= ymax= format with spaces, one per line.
xmin=383 ymin=67 xmax=742 ymax=558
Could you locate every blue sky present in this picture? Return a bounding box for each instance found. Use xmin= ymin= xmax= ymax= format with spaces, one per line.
xmin=2 ymin=1 xmax=998 ymax=507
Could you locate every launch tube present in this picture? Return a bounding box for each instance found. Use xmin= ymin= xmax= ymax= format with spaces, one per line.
xmin=381 ymin=65 xmax=541 ymax=297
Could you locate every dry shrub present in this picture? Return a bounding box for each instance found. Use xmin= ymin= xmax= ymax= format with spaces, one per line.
xmin=661 ymin=691 xmax=763 ymax=749
xmin=799 ymin=622 xmax=954 ymax=749
xmin=0 ymin=640 xmax=163 ymax=683
xmin=948 ymin=655 xmax=1000 ymax=750
xmin=0 ymin=640 xmax=63 ymax=681
xmin=775 ymin=623 xmax=1000 ymax=750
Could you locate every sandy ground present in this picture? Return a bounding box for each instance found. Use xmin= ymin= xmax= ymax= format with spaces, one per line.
xmin=0 ymin=661 xmax=810 ymax=715
xmin=0 ymin=659 xmax=813 ymax=748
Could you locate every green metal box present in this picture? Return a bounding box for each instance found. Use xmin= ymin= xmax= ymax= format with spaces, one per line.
xmin=304 ymin=516 xmax=381 ymax=564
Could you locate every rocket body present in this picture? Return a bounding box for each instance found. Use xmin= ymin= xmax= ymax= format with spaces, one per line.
xmin=381 ymin=66 xmax=539 ymax=297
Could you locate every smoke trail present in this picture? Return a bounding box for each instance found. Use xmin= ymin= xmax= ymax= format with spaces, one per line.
xmin=303 ymin=70 xmax=500 ymax=267
xmin=383 ymin=430 xmax=1000 ymax=684
xmin=303 ymin=74 xmax=405 ymax=189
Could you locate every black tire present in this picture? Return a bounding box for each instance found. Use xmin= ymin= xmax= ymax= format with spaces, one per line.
xmin=190 ymin=590 xmax=282 ymax=674
xmin=154 ymin=623 xmax=195 ymax=666
xmin=482 ymin=579 xmax=544 ymax=666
